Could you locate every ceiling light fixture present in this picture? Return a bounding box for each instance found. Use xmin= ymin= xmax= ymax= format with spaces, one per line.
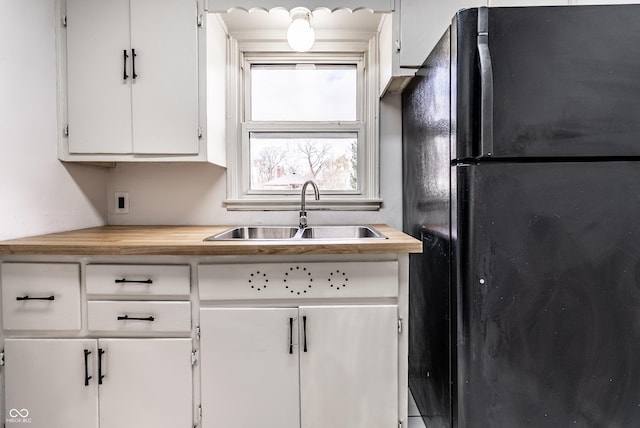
xmin=287 ymin=8 xmax=315 ymax=52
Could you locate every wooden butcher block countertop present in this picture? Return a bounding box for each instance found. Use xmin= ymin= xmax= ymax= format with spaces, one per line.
xmin=0 ymin=225 xmax=422 ymax=256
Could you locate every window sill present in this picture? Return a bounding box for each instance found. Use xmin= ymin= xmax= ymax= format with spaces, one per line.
xmin=223 ymin=198 xmax=383 ymax=211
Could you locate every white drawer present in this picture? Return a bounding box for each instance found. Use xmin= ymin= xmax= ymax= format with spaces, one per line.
xmin=87 ymin=301 xmax=191 ymax=333
xmin=1 ymin=263 xmax=81 ymax=331
xmin=198 ymin=261 xmax=398 ymax=300
xmin=86 ymin=264 xmax=190 ymax=298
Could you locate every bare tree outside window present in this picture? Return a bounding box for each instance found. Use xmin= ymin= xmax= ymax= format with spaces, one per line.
xmin=252 ymin=145 xmax=288 ymax=185
xmin=250 ymin=134 xmax=357 ymax=191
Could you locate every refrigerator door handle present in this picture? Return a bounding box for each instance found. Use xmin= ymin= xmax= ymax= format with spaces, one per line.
xmin=477 ymin=7 xmax=494 ymax=157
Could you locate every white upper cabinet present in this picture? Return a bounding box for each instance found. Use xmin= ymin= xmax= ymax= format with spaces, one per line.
xmin=399 ymin=0 xmax=487 ymax=69
xmin=206 ymin=0 xmax=394 ymax=12
xmin=129 ymin=0 xmax=199 ymax=155
xmin=401 ymin=0 xmax=574 ymax=70
xmin=379 ymin=0 xmax=487 ymax=95
xmin=62 ymin=0 xmax=221 ymax=163
xmin=569 ymin=0 xmax=639 ymax=3
xmin=66 ymin=0 xmax=132 ymax=154
xmin=380 ymin=0 xmax=575 ymax=95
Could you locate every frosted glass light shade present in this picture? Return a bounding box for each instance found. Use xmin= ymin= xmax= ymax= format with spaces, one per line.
xmin=287 ymin=15 xmax=315 ymax=52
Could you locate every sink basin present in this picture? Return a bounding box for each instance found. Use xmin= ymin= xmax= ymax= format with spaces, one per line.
xmin=204 ymin=225 xmax=386 ymax=241
xmin=300 ymin=225 xmax=386 ymax=240
xmin=204 ymin=226 xmax=387 ymax=241
xmin=204 ymin=226 xmax=298 ymax=241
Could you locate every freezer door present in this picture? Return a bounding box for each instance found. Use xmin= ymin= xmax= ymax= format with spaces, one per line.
xmin=455 ymin=162 xmax=640 ymax=427
xmin=455 ymin=5 xmax=640 ymax=159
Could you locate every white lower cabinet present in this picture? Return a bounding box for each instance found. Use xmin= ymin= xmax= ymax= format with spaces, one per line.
xmin=200 ymin=305 xmax=398 ymax=428
xmin=4 ymin=339 xmax=98 ymax=428
xmin=4 ymin=338 xmax=193 ymax=428
xmin=97 ymin=339 xmax=193 ymax=428
xmin=298 ymin=305 xmax=398 ymax=428
xmin=1 ymin=263 xmax=81 ymax=331
xmin=200 ymin=307 xmax=300 ymax=428
xmin=2 ymin=257 xmax=408 ymax=427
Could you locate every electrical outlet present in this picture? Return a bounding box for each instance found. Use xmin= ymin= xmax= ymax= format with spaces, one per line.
xmin=114 ymin=192 xmax=129 ymax=214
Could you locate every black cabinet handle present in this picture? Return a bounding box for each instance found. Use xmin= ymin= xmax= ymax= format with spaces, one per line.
xmin=114 ymin=278 xmax=152 ymax=284
xmin=123 ymin=49 xmax=129 ymax=80
xmin=84 ymin=349 xmax=92 ymax=386
xmin=303 ymin=316 xmax=308 ymax=353
xmin=117 ymin=315 xmax=155 ymax=322
xmin=289 ymin=317 xmax=294 ymax=354
xmin=98 ymin=348 xmax=105 ymax=385
xmin=132 ymin=48 xmax=137 ymax=79
xmin=16 ymin=295 xmax=54 ymax=301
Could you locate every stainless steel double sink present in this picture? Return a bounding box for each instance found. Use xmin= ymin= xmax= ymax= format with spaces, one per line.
xmin=204 ymin=225 xmax=386 ymax=241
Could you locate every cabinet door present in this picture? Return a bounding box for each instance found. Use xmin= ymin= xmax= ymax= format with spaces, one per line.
xmin=97 ymin=338 xmax=193 ymax=428
xmin=4 ymin=339 xmax=99 ymax=428
xmin=66 ymin=0 xmax=132 ymax=154
xmin=129 ymin=0 xmax=199 ymax=154
xmin=200 ymin=308 xmax=300 ymax=428
xmin=299 ymin=305 xmax=399 ymax=428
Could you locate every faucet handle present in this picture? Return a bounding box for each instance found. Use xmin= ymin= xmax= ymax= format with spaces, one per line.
xmin=299 ymin=211 xmax=308 ymax=229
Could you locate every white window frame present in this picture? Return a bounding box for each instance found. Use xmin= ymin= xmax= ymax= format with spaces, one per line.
xmin=224 ymin=36 xmax=381 ymax=211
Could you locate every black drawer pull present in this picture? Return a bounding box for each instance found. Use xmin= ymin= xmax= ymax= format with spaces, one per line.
xmin=303 ymin=315 xmax=308 ymax=353
xmin=84 ymin=349 xmax=92 ymax=386
xmin=122 ymin=49 xmax=128 ymax=79
xmin=114 ymin=278 xmax=153 ymax=284
xmin=16 ymin=295 xmax=55 ymax=301
xmin=289 ymin=317 xmax=294 ymax=354
xmin=132 ymin=48 xmax=137 ymax=79
xmin=98 ymin=348 xmax=105 ymax=385
xmin=117 ymin=315 xmax=155 ymax=322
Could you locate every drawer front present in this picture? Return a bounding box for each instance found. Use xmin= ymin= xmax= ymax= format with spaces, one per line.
xmin=88 ymin=301 xmax=191 ymax=333
xmin=1 ymin=263 xmax=81 ymax=331
xmin=199 ymin=261 xmax=398 ymax=300
xmin=86 ymin=264 xmax=190 ymax=298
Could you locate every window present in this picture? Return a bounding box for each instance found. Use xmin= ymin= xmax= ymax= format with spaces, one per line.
xmin=248 ymin=60 xmax=361 ymax=194
xmin=224 ymin=36 xmax=381 ymax=210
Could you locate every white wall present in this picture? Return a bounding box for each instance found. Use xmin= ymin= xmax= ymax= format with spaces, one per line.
xmin=106 ymin=93 xmax=404 ymax=229
xmin=0 ymin=0 xmax=107 ymax=240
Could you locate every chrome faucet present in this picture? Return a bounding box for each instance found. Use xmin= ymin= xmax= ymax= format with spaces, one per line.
xmin=299 ymin=180 xmax=320 ymax=229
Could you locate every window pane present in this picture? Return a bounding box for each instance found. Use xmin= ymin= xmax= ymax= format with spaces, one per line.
xmin=250 ymin=132 xmax=357 ymax=191
xmin=251 ymin=65 xmax=357 ymax=121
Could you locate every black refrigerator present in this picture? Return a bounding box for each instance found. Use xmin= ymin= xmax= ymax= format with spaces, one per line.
xmin=402 ymin=5 xmax=640 ymax=428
